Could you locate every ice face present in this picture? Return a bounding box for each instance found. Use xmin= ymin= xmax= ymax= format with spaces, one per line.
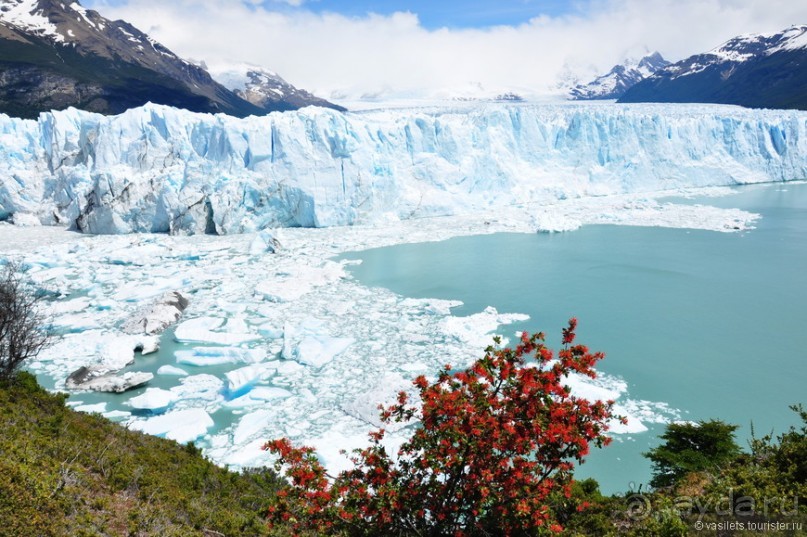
xmin=1 ymin=102 xmax=805 ymax=234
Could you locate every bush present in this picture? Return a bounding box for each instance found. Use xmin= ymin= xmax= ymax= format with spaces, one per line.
xmin=0 ymin=261 xmax=50 ymax=380
xmin=644 ymin=420 xmax=741 ymax=489
xmin=265 ymin=319 xmax=622 ymax=536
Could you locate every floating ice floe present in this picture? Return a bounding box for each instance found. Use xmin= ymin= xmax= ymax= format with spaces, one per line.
xmin=130 ymin=408 xmax=214 ymax=444
xmin=61 ymin=333 xmax=160 ymax=392
xmin=66 ymin=370 xmax=154 ymax=393
xmin=282 ymin=318 xmax=353 ymax=368
xmin=174 ymin=316 xmax=260 ymax=345
xmin=114 ymin=277 xmax=188 ymax=302
xmin=157 ymin=365 xmax=189 ymax=376
xmin=232 ymin=410 xmax=274 ymax=445
xmin=254 ymin=261 xmax=346 ymax=303
xmin=256 ymin=323 xmax=283 ymax=339
xmin=128 ymin=388 xmax=177 ymax=413
xmin=175 ymin=347 xmax=266 ymax=367
xmin=224 ymin=363 xmax=278 ymax=398
xmin=120 ymin=291 xmax=189 ymax=335
xmin=223 ymin=387 xmax=293 ymax=409
xmin=168 ymin=374 xmax=225 ymax=407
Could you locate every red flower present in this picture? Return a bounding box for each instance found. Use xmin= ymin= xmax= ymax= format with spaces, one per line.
xmin=263 ymin=319 xmax=618 ymax=536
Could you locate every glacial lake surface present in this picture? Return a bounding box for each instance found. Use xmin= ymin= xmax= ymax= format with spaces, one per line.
xmin=341 ymin=183 xmax=807 ymax=494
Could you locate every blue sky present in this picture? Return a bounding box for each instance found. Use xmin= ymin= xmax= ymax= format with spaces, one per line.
xmin=90 ymin=0 xmax=583 ymax=28
xmin=264 ymin=0 xmax=583 ymax=29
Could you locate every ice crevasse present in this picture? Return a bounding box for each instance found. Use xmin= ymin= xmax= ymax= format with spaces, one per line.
xmin=1 ymin=102 xmax=806 ymax=235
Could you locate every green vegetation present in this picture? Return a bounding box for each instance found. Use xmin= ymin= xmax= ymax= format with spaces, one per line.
xmin=553 ymin=409 xmax=807 ymax=536
xmin=644 ymin=420 xmax=741 ymax=489
xmin=0 ymin=375 xmax=804 ymax=536
xmin=0 ymin=372 xmax=285 ymax=537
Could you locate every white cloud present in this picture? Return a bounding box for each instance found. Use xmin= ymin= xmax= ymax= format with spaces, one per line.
xmin=83 ymin=0 xmax=807 ymax=100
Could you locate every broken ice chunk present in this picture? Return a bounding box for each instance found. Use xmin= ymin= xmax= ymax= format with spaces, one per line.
xmin=224 ymin=363 xmax=277 ymax=398
xmin=128 ymin=388 xmax=177 ymax=413
xmin=157 ymin=365 xmax=189 ymax=376
xmin=130 ymin=408 xmax=214 ymax=444
xmin=174 ymin=316 xmax=260 ymax=345
xmin=281 ymin=318 xmax=353 ymax=368
xmin=175 ymin=347 xmax=266 ymax=367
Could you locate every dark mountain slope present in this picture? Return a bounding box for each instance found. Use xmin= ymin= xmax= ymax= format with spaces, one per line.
xmin=619 ymin=26 xmax=807 ymax=110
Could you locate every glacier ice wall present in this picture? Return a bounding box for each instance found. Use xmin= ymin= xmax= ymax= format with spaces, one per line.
xmin=1 ymin=102 xmax=806 ymax=234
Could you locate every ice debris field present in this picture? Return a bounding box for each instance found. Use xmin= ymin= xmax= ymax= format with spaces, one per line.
xmin=1 ymin=101 xmax=806 ymax=472
xmin=2 ymin=213 xmax=691 ymax=472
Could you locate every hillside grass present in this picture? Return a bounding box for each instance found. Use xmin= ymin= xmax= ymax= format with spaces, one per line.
xmin=0 ymin=372 xmax=285 ymax=537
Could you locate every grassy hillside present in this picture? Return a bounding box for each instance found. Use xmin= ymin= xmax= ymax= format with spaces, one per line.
xmin=1 ymin=369 xmax=804 ymax=536
xmin=0 ymin=372 xmax=284 ymax=537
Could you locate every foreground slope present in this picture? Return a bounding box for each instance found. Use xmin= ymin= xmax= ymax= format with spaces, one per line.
xmin=0 ymin=373 xmax=283 ymax=536
xmin=620 ymin=25 xmax=807 ymax=110
xmin=1 ymin=102 xmax=806 ymax=234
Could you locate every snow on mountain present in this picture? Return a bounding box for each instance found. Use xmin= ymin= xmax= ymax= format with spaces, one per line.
xmin=0 ymin=0 xmax=338 ymax=118
xmin=668 ymin=25 xmax=807 ymax=78
xmin=620 ymin=25 xmax=807 ymax=110
xmin=0 ymin=0 xmax=64 ymax=41
xmin=569 ymin=52 xmax=671 ymax=100
xmin=1 ymin=102 xmax=806 ymax=234
xmin=210 ymin=64 xmax=345 ymax=112
xmin=0 ymin=0 xmax=264 ymax=118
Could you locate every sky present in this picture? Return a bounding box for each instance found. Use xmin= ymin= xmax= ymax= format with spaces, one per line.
xmin=82 ymin=0 xmax=807 ymax=101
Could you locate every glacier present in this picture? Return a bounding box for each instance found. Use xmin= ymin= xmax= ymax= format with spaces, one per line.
xmin=1 ymin=102 xmax=806 ymax=234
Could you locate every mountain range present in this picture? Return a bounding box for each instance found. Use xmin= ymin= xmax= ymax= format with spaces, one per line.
xmin=619 ymin=25 xmax=807 ymax=110
xmin=0 ymin=0 xmax=341 ymax=119
xmin=569 ymin=52 xmax=670 ymax=100
xmin=210 ymin=64 xmax=345 ymax=113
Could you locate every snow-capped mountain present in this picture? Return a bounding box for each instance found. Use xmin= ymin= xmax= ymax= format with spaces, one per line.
xmin=570 ymin=52 xmax=670 ymax=100
xmin=620 ymin=25 xmax=807 ymax=110
xmin=210 ymin=65 xmax=345 ymax=113
xmin=0 ymin=102 xmax=805 ymax=234
xmin=0 ymin=0 xmax=336 ymax=118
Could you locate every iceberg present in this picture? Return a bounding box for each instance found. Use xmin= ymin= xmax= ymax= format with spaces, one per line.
xmin=223 ymin=387 xmax=293 ymax=409
xmin=174 ymin=316 xmax=260 ymax=345
xmin=130 ymin=408 xmax=214 ymax=444
xmin=282 ymin=318 xmax=353 ymax=368
xmin=157 ymin=365 xmax=189 ymax=376
xmin=1 ymin=103 xmax=806 ymax=235
xmin=120 ymin=291 xmax=189 ymax=335
xmin=223 ymin=363 xmax=277 ymax=398
xmin=128 ymin=388 xmax=177 ymax=413
xmin=175 ymin=346 xmax=266 ymax=367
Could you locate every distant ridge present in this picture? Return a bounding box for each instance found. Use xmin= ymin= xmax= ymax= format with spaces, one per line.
xmin=570 ymin=52 xmax=670 ymax=100
xmin=619 ymin=25 xmax=807 ymax=110
xmin=211 ymin=64 xmax=346 ymax=113
xmin=0 ymin=0 xmax=341 ymax=118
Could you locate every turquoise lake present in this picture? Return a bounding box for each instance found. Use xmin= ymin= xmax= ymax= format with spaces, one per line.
xmin=341 ymin=183 xmax=807 ymax=494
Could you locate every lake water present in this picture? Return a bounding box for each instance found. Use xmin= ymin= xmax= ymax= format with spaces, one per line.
xmin=341 ymin=183 xmax=807 ymax=494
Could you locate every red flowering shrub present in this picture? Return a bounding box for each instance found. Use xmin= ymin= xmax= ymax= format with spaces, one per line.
xmin=264 ymin=318 xmax=622 ymax=536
